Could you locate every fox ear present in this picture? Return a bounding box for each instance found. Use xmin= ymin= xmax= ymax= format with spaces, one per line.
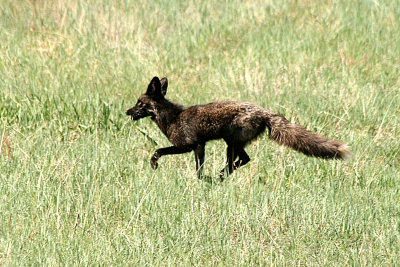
xmin=160 ymin=77 xmax=168 ymax=96
xmin=146 ymin=76 xmax=162 ymax=96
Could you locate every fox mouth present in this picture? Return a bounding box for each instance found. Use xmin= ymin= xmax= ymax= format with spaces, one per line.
xmin=129 ymin=115 xmax=140 ymax=121
xmin=126 ymin=108 xmax=152 ymax=121
xmin=126 ymin=112 xmax=144 ymax=121
xmin=126 ymin=109 xmax=137 ymax=120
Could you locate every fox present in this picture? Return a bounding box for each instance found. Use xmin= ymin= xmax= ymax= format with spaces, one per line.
xmin=126 ymin=76 xmax=350 ymax=180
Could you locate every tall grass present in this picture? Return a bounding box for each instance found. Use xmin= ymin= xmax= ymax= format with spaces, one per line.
xmin=1 ymin=0 xmax=399 ymax=265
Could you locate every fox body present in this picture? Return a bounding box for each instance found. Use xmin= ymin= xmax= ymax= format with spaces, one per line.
xmin=126 ymin=76 xmax=350 ymax=179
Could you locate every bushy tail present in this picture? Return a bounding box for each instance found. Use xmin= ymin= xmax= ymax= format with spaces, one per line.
xmin=266 ymin=114 xmax=350 ymax=160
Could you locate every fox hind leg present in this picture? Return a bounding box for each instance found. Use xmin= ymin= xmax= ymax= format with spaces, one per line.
xmin=219 ymin=144 xmax=238 ymax=180
xmin=220 ymin=144 xmax=250 ymax=180
xmin=233 ymin=146 xmax=250 ymax=169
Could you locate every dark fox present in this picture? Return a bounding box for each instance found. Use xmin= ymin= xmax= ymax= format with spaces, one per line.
xmin=126 ymin=76 xmax=350 ymax=180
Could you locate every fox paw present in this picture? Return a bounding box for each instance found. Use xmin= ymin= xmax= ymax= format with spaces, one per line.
xmin=150 ymin=156 xmax=158 ymax=170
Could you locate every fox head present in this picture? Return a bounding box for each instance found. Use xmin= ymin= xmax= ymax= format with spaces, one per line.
xmin=126 ymin=76 xmax=168 ymax=121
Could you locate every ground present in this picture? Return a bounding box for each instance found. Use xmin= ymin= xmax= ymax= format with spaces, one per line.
xmin=0 ymin=0 xmax=399 ymax=265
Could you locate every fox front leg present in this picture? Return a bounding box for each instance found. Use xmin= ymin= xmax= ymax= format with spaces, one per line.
xmin=194 ymin=143 xmax=205 ymax=179
xmin=150 ymin=153 xmax=159 ymax=170
xmin=149 ymin=146 xmax=192 ymax=170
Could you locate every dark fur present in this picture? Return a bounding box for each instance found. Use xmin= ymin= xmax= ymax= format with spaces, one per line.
xmin=126 ymin=77 xmax=350 ymax=180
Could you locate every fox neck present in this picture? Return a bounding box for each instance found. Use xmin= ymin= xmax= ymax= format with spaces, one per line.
xmin=152 ymin=99 xmax=185 ymax=136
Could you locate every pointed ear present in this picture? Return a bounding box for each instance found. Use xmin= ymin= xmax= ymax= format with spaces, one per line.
xmin=160 ymin=77 xmax=168 ymax=96
xmin=146 ymin=77 xmax=161 ymax=96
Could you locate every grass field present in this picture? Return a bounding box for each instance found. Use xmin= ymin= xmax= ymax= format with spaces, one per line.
xmin=1 ymin=0 xmax=400 ymax=265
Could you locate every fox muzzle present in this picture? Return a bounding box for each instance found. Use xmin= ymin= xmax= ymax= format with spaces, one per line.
xmin=126 ymin=107 xmax=150 ymax=120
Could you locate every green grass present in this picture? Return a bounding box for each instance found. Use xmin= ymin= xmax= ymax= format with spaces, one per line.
xmin=1 ymin=0 xmax=400 ymax=265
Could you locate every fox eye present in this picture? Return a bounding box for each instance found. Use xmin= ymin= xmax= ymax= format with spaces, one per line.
xmin=137 ymin=100 xmax=148 ymax=108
